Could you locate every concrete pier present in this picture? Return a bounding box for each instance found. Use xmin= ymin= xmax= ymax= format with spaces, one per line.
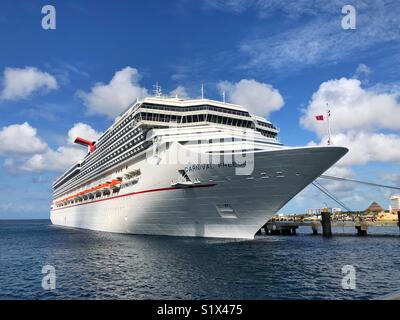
xmin=262 ymin=221 xmax=299 ymax=236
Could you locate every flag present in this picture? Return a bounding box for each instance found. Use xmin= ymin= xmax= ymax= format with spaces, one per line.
xmin=315 ymin=115 xmax=324 ymax=121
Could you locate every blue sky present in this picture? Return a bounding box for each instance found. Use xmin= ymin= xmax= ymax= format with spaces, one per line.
xmin=1 ymin=0 xmax=400 ymax=218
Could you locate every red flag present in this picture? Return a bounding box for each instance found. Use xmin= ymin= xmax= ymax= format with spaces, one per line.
xmin=315 ymin=115 xmax=324 ymax=121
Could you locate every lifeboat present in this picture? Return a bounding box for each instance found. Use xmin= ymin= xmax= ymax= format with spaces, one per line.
xmin=124 ymin=169 xmax=141 ymax=179
xmin=171 ymin=181 xmax=195 ymax=188
xmin=110 ymin=179 xmax=122 ymax=192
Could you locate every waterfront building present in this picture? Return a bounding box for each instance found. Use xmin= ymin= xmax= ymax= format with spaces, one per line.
xmin=306 ymin=207 xmax=342 ymax=215
xmin=390 ymin=195 xmax=400 ymax=214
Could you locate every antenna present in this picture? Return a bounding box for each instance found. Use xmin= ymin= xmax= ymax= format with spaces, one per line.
xmin=222 ymin=91 xmax=226 ymax=103
xmin=201 ymin=83 xmax=204 ymax=99
xmin=326 ymin=103 xmax=332 ymax=145
xmin=153 ymin=82 xmax=162 ymax=97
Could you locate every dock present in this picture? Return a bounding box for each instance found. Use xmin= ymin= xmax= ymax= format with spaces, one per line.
xmin=257 ymin=217 xmax=400 ymax=237
xmin=259 ymin=221 xmax=300 ymax=236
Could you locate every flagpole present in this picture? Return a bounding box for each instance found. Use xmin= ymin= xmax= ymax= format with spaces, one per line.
xmin=326 ymin=103 xmax=331 ymax=145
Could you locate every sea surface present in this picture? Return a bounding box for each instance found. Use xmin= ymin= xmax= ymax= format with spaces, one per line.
xmin=0 ymin=220 xmax=399 ymax=300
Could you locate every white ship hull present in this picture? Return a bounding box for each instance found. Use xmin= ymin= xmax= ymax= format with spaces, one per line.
xmin=50 ymin=146 xmax=347 ymax=239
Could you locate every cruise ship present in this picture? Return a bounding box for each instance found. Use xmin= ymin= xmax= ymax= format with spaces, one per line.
xmin=50 ymin=91 xmax=348 ymax=239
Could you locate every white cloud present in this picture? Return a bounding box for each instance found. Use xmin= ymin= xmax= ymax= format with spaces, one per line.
xmin=67 ymin=122 xmax=101 ymax=144
xmin=20 ymin=146 xmax=87 ymax=172
xmin=77 ymin=67 xmax=148 ymax=118
xmin=353 ymin=63 xmax=371 ymax=79
xmin=0 ymin=122 xmax=47 ymax=155
xmin=300 ymin=77 xmax=400 ymax=137
xmin=233 ymin=1 xmax=400 ymax=72
xmin=302 ymin=76 xmax=400 ymax=167
xmin=311 ymin=131 xmax=400 ymax=167
xmin=217 ymin=79 xmax=284 ymax=117
xmin=2 ymin=122 xmax=100 ymax=173
xmin=1 ymin=67 xmax=58 ymax=100
xmin=170 ymin=85 xmax=189 ymax=99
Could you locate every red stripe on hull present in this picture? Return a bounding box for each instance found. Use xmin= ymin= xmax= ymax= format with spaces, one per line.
xmin=51 ymin=183 xmax=216 ymax=211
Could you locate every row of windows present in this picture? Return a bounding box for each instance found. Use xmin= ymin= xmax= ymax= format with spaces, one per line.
xmin=142 ymin=103 xmax=250 ymax=117
xmin=80 ymin=134 xmax=146 ymax=178
xmin=58 ymin=127 xmax=141 ymax=194
xmin=141 ymin=112 xmax=180 ymax=123
xmin=82 ymin=124 xmax=143 ymax=172
xmin=140 ymin=112 xmax=254 ymax=128
xmin=182 ymin=114 xmax=206 ymax=123
xmin=53 ymin=169 xmax=79 ymax=190
xmin=257 ymin=128 xmax=277 ymax=139
xmin=55 ymin=117 xmax=144 ymax=195
xmin=85 ymin=114 xmax=141 ymax=164
xmin=256 ymin=120 xmax=277 ymax=130
xmin=55 ymin=126 xmax=146 ymax=196
xmin=84 ymin=103 xmax=275 ymax=167
xmin=57 ymin=133 xmax=147 ymax=195
xmin=99 ymin=113 xmax=137 ymax=144
xmin=55 ymin=140 xmax=152 ymax=199
xmin=208 ymin=115 xmax=253 ymax=128
xmin=82 ymin=104 xmax=275 ymax=168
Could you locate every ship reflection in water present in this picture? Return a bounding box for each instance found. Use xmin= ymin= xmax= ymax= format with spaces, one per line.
xmin=0 ymin=220 xmax=399 ymax=300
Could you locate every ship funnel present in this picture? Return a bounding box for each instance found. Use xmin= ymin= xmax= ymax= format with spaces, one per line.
xmin=74 ymin=137 xmax=96 ymax=153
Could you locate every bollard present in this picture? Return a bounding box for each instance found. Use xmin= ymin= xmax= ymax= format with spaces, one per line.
xmin=321 ymin=210 xmax=332 ymax=237
xmin=311 ymin=220 xmax=318 ymax=235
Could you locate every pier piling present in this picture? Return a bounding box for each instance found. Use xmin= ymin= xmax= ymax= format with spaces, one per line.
xmin=263 ymin=221 xmax=298 ymax=236
xmin=355 ymin=219 xmax=368 ymax=236
xmin=398 ymin=212 xmax=400 ymax=231
xmin=321 ymin=210 xmax=332 ymax=237
xmin=311 ymin=221 xmax=318 ymax=235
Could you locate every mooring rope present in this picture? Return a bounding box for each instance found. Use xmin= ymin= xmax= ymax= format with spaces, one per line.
xmin=319 ymin=175 xmax=400 ymax=190
xmin=312 ymin=181 xmax=352 ymax=212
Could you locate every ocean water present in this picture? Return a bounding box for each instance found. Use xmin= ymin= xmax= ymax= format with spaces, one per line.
xmin=0 ymin=220 xmax=399 ymax=300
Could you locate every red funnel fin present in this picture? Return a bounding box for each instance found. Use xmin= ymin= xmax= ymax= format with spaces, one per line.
xmin=74 ymin=137 xmax=96 ymax=153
